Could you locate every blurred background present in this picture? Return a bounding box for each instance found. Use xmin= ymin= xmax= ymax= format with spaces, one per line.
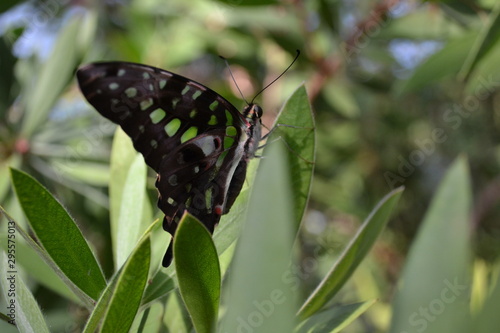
xmin=0 ymin=0 xmax=499 ymax=331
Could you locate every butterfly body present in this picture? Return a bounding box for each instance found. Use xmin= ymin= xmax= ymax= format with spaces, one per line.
xmin=77 ymin=62 xmax=262 ymax=266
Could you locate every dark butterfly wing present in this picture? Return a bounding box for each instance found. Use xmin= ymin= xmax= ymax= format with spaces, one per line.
xmin=76 ymin=62 xmax=250 ymax=266
xmin=76 ymin=61 xmax=247 ymax=171
xmin=155 ymin=129 xmax=247 ymax=266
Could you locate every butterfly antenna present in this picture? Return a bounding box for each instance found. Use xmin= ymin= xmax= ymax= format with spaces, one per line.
xmin=251 ymin=49 xmax=300 ymax=104
xmin=219 ymin=55 xmax=250 ymax=105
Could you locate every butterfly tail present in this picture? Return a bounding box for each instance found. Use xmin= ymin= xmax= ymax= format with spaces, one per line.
xmin=163 ymin=242 xmax=173 ymax=267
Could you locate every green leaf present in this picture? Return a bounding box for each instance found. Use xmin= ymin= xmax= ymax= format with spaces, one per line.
xmin=464 ymin=42 xmax=500 ymax=96
xmin=323 ymin=80 xmax=360 ymax=119
xmin=0 ymin=207 xmax=95 ymax=308
xmin=21 ymin=12 xmax=90 ymax=138
xmin=389 ymin=156 xmax=472 ymax=333
xmin=295 ymin=300 xmax=377 ymax=333
xmin=141 ymin=270 xmax=176 ymax=306
xmin=130 ymin=302 xmax=165 ymax=333
xmin=0 ymin=253 xmax=50 ymax=333
xmin=0 ymin=0 xmax=21 ymax=14
xmin=297 ymin=187 xmax=404 ymax=320
xmin=83 ymin=223 xmax=155 ymax=333
xmin=9 ymin=168 xmax=106 ymax=301
xmin=81 ymin=268 xmax=117 ymax=331
xmin=271 ymin=83 xmax=316 ymax=231
xmin=396 ymin=32 xmax=478 ymax=95
xmin=220 ymin=143 xmax=298 ymax=333
xmin=114 ymin=153 xmax=147 ymax=268
xmin=50 ymin=161 xmax=110 ymax=187
xmin=0 ymin=231 xmax=79 ymax=304
xmin=378 ymin=8 xmax=463 ymax=40
xmin=163 ymin=292 xmax=193 ymax=332
xmin=110 ymin=128 xmax=138 ymax=256
xmin=473 ymin=272 xmax=500 ymax=332
xmin=0 ymin=155 xmax=19 ymax=204
xmin=100 ymin=236 xmax=151 ymax=332
xmin=174 ymin=212 xmax=221 ymax=333
xmin=458 ymin=1 xmax=500 ymax=81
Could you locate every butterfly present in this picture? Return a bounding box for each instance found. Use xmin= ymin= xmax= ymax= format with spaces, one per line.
xmin=76 ymin=61 xmax=264 ymax=267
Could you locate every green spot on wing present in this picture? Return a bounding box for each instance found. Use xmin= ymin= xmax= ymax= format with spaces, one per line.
xmin=159 ymin=79 xmax=167 ymax=89
xmin=226 ymin=126 xmax=237 ymax=137
xmin=190 ymin=109 xmax=198 ymax=118
xmin=125 ymin=87 xmax=137 ymax=98
xmin=165 ymin=118 xmax=181 ymax=137
xmin=216 ymin=151 xmax=228 ymax=168
xmin=172 ymin=97 xmax=180 ymax=109
xmin=208 ymin=115 xmax=218 ymax=125
xmin=224 ymin=136 xmax=235 ymax=149
xmin=150 ymin=108 xmax=166 ymax=124
xmin=181 ymin=85 xmax=190 ymax=95
xmin=225 ymin=110 xmax=233 ymax=125
xmin=192 ymin=90 xmax=202 ymax=100
xmin=205 ymin=188 xmax=213 ymax=213
xmin=140 ymin=98 xmax=153 ymax=111
xmin=181 ymin=127 xmax=198 ymax=143
xmin=109 ymin=82 xmax=119 ymax=90
xmin=209 ymin=100 xmax=219 ymax=111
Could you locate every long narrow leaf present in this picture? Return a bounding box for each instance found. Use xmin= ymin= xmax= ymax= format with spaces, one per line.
xmin=114 ymin=153 xmax=147 ymax=268
xmin=100 ymin=237 xmax=151 ymax=332
xmin=83 ymin=220 xmax=157 ymax=332
xmin=141 ymin=270 xmax=176 ymax=306
xmin=130 ymin=302 xmax=165 ymax=333
xmin=458 ymin=1 xmax=500 ymax=81
xmin=0 ymin=231 xmax=79 ymax=303
xmin=109 ymin=128 xmax=137 ymax=259
xmin=10 ymin=168 xmax=106 ymax=300
xmin=474 ymin=272 xmax=500 ymax=332
xmin=271 ymin=84 xmax=315 ymax=231
xmin=297 ymin=187 xmax=403 ymax=319
xmin=220 ymin=143 xmax=298 ymax=332
xmin=0 ymin=252 xmax=50 ymax=333
xmin=396 ymin=32 xmax=477 ymax=95
xmin=21 ymin=12 xmax=94 ymax=138
xmin=175 ymin=212 xmax=221 ymax=333
xmin=295 ymin=300 xmax=377 ymax=333
xmin=389 ymin=157 xmax=472 ymax=333
xmin=0 ymin=207 xmax=95 ymax=308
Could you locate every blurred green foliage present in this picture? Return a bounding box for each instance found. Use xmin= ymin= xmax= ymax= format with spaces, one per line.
xmin=1 ymin=0 xmax=500 ymax=332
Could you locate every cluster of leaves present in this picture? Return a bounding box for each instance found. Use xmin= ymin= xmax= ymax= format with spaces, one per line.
xmin=4 ymin=145 xmax=500 ymax=332
xmin=1 ymin=84 xmax=403 ymax=331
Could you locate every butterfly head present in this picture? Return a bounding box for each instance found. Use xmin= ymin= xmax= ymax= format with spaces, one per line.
xmin=243 ymin=104 xmax=263 ymax=123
